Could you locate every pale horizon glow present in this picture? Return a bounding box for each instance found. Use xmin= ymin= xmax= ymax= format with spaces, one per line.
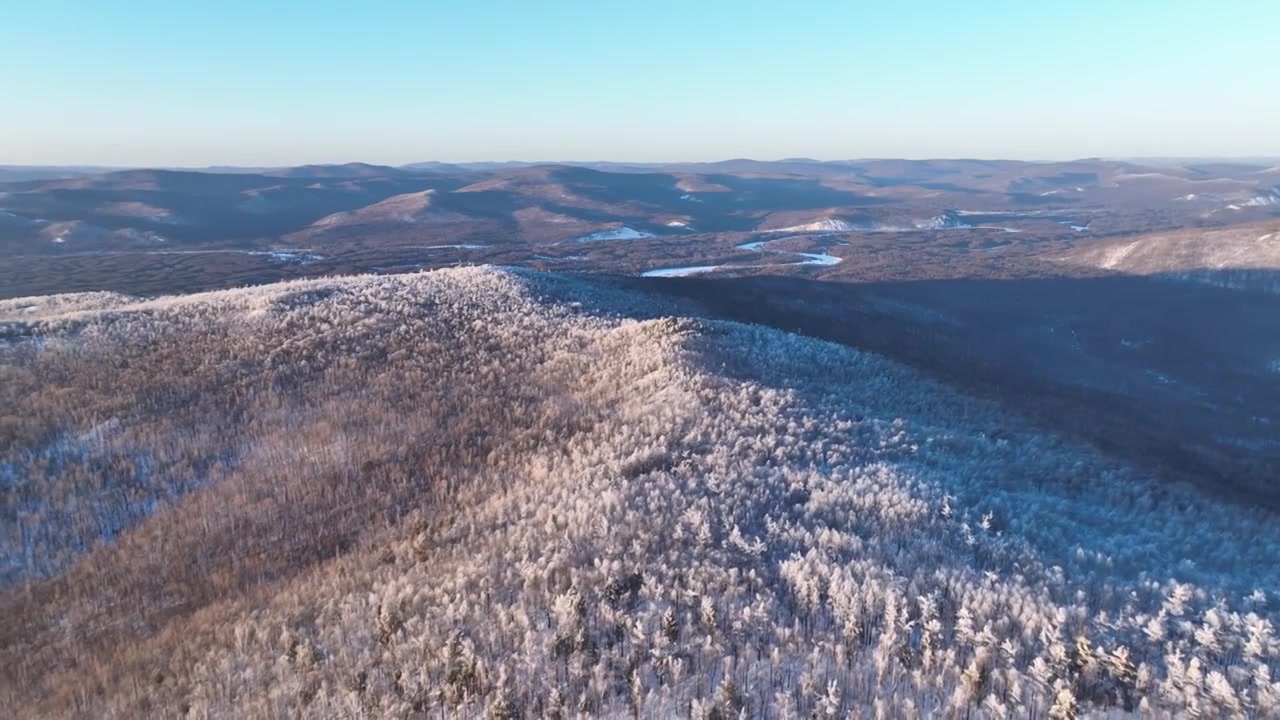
xmin=3 ymin=0 xmax=1278 ymax=167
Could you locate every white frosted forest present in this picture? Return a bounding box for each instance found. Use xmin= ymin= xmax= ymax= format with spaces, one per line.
xmin=1 ymin=267 xmax=1278 ymax=718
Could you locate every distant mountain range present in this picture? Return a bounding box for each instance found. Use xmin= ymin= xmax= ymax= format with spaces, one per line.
xmin=6 ymin=156 xmax=1280 ymax=179
xmin=2 ymin=157 xmax=1278 ymax=299
xmin=4 ymin=158 xmax=1278 ymax=252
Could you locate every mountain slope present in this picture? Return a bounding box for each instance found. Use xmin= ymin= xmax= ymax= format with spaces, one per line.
xmin=1060 ymin=221 xmax=1280 ymax=293
xmin=3 ymin=268 xmax=1278 ymax=717
xmin=298 ymin=190 xmax=475 ymax=237
xmin=1068 ymin=223 xmax=1280 ymax=272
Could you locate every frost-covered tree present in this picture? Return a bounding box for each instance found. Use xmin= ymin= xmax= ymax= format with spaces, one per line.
xmin=1 ymin=267 xmax=1278 ymax=717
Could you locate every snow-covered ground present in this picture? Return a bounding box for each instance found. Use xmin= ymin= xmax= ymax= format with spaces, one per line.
xmin=1242 ymin=194 xmax=1280 ymax=207
xmin=403 ymin=244 xmax=487 ymax=250
xmin=8 ymin=267 xmax=1280 ymax=717
xmin=761 ymin=218 xmax=854 ymax=234
xmin=1063 ymin=224 xmax=1280 ymax=275
xmin=569 ymin=226 xmax=656 ymax=242
xmin=915 ymin=213 xmax=973 ymax=230
xmin=764 ymin=212 xmax=1037 ymax=235
xmin=245 ymin=250 xmax=325 ymax=263
xmin=756 ymin=214 xmax=1030 ymax=235
xmin=640 ymin=265 xmax=724 ymax=277
xmin=792 ymin=251 xmax=841 ymax=266
xmin=639 ymin=236 xmax=846 ymax=277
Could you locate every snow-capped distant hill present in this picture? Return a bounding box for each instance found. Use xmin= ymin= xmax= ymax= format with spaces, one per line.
xmin=309 ymin=190 xmax=467 ymax=227
xmin=760 ymin=217 xmax=855 ymax=233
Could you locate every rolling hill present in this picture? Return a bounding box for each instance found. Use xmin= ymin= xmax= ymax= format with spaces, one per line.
xmin=3 ymin=267 xmax=1279 ymax=717
xmin=1060 ymin=220 xmax=1280 ymax=294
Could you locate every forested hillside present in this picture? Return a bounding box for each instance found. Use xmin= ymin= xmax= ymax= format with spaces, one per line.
xmin=2 ymin=268 xmax=1278 ymax=717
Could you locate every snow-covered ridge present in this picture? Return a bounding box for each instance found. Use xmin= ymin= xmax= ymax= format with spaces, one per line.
xmin=914 ymin=213 xmax=973 ymax=230
xmin=312 ymin=210 xmax=351 ymax=225
xmin=1242 ymin=194 xmax=1280 ymax=208
xmin=757 ymin=211 xmax=1048 ymax=236
xmin=1226 ymin=186 xmax=1280 ymax=210
xmin=761 ymin=218 xmax=855 ymax=233
xmin=5 ymin=267 xmax=1280 ymax=717
xmin=1062 ymin=224 xmax=1280 ymax=277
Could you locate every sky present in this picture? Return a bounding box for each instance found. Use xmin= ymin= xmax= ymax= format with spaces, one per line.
xmin=2 ymin=0 xmax=1277 ymax=166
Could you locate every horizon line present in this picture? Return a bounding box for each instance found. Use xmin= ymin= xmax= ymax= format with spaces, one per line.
xmin=6 ymin=155 xmax=1280 ymax=172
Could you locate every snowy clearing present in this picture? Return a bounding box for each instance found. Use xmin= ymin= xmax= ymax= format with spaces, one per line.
xmin=569 ymin=227 xmax=657 ymax=242
xmin=640 ymin=265 xmax=724 ymax=277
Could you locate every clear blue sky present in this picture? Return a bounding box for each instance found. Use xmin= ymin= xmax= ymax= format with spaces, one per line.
xmin=3 ymin=0 xmax=1276 ymax=166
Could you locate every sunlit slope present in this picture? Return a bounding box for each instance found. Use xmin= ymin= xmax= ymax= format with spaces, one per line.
xmin=2 ymin=267 xmax=1278 ymax=717
xmin=1062 ymin=221 xmax=1280 ymax=274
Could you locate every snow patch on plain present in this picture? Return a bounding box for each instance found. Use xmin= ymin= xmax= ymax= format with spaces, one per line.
xmin=245 ymin=250 xmax=325 ymax=264
xmin=791 ymin=252 xmax=841 ymax=266
xmin=641 ymin=265 xmax=722 ymax=277
xmin=411 ymin=244 xmax=486 ymax=250
xmin=570 ymin=227 xmax=657 ymax=242
xmin=739 ymin=238 xmax=843 ymax=267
